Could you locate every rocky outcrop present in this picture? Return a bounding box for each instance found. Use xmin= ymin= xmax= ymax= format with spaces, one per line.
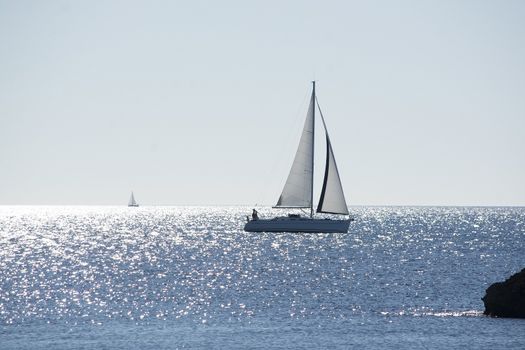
xmin=482 ymin=268 xmax=525 ymax=318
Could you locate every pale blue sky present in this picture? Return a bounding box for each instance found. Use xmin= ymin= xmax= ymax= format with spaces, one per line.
xmin=1 ymin=0 xmax=524 ymax=206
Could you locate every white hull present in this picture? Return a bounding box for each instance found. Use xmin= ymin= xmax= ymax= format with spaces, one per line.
xmin=244 ymin=216 xmax=351 ymax=233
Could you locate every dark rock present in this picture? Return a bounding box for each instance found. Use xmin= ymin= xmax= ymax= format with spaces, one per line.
xmin=482 ymin=268 xmax=525 ymax=318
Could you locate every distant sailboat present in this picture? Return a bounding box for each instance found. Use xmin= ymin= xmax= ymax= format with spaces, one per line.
xmin=244 ymin=82 xmax=352 ymax=233
xmin=128 ymin=192 xmax=139 ymax=207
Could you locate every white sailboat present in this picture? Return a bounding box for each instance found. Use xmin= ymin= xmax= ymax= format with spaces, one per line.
xmin=128 ymin=192 xmax=139 ymax=207
xmin=244 ymin=82 xmax=353 ymax=233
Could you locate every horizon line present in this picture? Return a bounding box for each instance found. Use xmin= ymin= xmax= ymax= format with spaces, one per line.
xmin=0 ymin=204 xmax=524 ymax=208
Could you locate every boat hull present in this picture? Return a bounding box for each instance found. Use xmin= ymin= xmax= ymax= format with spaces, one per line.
xmin=244 ymin=217 xmax=351 ymax=233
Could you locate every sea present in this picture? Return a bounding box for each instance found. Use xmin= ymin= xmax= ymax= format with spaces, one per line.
xmin=0 ymin=206 xmax=524 ymax=349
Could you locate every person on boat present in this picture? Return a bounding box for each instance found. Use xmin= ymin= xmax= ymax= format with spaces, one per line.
xmin=252 ymin=209 xmax=259 ymax=221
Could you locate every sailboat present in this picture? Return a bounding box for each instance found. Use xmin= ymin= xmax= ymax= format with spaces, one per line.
xmin=244 ymin=82 xmax=353 ymax=233
xmin=128 ymin=192 xmax=139 ymax=207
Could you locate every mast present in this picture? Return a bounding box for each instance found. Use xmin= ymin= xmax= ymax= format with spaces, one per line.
xmin=310 ymin=81 xmax=315 ymax=218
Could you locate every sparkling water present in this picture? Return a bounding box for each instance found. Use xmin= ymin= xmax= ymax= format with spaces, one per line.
xmin=1 ymin=206 xmax=524 ymax=349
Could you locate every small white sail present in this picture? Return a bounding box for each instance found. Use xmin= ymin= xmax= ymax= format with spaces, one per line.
xmin=128 ymin=192 xmax=138 ymax=207
xmin=316 ymin=135 xmax=349 ymax=215
xmin=274 ymin=89 xmax=315 ymax=208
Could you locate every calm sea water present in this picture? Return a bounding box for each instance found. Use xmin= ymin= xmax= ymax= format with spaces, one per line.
xmin=0 ymin=206 xmax=524 ymax=349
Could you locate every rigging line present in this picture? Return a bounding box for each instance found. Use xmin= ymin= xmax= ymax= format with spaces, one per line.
xmin=253 ymin=87 xmax=310 ymax=208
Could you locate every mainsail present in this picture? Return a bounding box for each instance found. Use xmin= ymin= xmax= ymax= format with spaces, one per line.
xmin=274 ymin=86 xmax=315 ymax=209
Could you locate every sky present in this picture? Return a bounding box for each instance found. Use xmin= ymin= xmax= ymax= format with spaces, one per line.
xmin=0 ymin=0 xmax=524 ymax=206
